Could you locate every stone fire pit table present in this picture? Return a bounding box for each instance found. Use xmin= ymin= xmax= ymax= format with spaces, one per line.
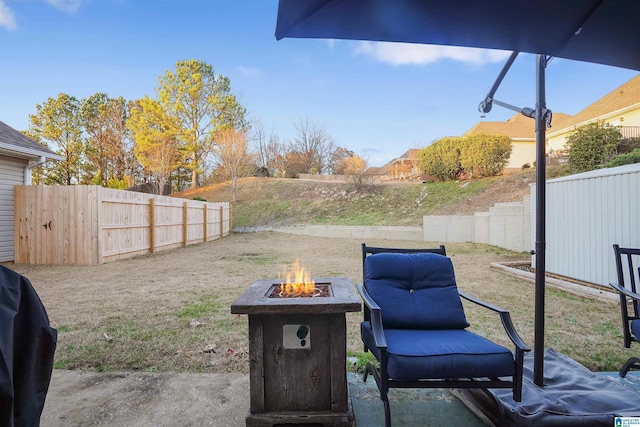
xmin=231 ymin=276 xmax=361 ymax=427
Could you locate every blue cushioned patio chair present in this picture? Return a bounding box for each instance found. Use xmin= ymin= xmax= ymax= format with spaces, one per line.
xmin=358 ymin=244 xmax=530 ymax=427
xmin=609 ymin=244 xmax=640 ymax=377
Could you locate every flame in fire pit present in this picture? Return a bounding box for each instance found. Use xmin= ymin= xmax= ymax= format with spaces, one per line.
xmin=278 ymin=259 xmax=316 ymax=297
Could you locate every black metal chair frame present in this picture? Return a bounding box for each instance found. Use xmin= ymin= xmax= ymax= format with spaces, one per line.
xmin=609 ymin=244 xmax=640 ymax=377
xmin=359 ymin=243 xmax=530 ymax=427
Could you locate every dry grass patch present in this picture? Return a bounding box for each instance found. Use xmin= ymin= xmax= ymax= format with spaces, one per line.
xmin=9 ymin=232 xmax=633 ymax=373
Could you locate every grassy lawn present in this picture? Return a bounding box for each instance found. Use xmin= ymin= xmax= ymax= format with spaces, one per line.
xmin=10 ymin=232 xmax=632 ymax=374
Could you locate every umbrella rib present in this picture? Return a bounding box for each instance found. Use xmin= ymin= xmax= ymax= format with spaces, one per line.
xmin=553 ymin=0 xmax=604 ymax=53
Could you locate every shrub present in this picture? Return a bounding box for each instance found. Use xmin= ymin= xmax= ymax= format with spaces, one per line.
xmin=106 ymin=176 xmax=128 ymax=190
xmin=602 ymin=148 xmax=640 ymax=168
xmin=565 ymin=121 xmax=621 ymax=173
xmin=193 ymin=196 xmax=206 ymax=201
xmin=418 ymin=137 xmax=463 ymax=181
xmin=618 ymin=137 xmax=640 ymax=154
xmin=460 ymin=133 xmax=512 ymax=178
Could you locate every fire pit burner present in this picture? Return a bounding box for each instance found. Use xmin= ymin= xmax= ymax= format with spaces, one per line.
xmin=231 ymin=277 xmax=361 ymax=427
xmin=267 ymin=282 xmax=332 ymax=298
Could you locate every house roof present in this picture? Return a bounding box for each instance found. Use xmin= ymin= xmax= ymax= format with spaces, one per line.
xmin=464 ymin=112 xmax=572 ymax=140
xmin=549 ymin=74 xmax=640 ymax=134
xmin=395 ymin=148 xmax=421 ymax=160
xmin=0 ymin=120 xmax=62 ymax=161
xmin=364 ymin=166 xmax=385 ymax=175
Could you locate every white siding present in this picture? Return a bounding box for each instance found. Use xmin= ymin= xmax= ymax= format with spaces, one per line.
xmin=0 ymin=155 xmax=26 ymax=262
xmin=531 ymin=163 xmax=640 ymax=286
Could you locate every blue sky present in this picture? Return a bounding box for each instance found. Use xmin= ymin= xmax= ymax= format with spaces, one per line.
xmin=1 ymin=1 xmax=638 ymax=167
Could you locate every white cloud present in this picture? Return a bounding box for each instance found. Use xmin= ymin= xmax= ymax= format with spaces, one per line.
xmin=354 ymin=41 xmax=511 ymax=66
xmin=43 ymin=0 xmax=82 ymax=14
xmin=0 ymin=0 xmax=17 ymax=30
xmin=238 ymin=66 xmax=262 ymax=78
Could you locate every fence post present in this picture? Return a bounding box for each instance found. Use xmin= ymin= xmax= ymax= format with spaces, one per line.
xmin=183 ymin=202 xmax=188 ymax=247
xmin=219 ymin=205 xmax=224 ymax=238
xmin=203 ymin=204 xmax=208 ymax=243
xmin=149 ymin=198 xmax=155 ymax=254
xmin=229 ymin=203 xmax=232 ymax=234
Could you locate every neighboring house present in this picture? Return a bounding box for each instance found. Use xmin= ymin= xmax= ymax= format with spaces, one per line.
xmin=389 ymin=149 xmax=421 ymax=179
xmin=464 ymin=112 xmax=571 ymax=171
xmin=0 ymin=120 xmax=61 ymax=262
xmin=547 ymin=74 xmax=640 ymax=153
xmin=376 ymin=149 xmax=421 ymax=180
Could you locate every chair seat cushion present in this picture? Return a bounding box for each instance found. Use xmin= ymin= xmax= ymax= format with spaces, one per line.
xmin=361 ymin=321 xmax=515 ymax=380
xmin=632 ymin=319 xmax=640 ymax=340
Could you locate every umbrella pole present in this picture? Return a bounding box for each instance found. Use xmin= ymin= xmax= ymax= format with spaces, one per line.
xmin=533 ymin=54 xmax=548 ymax=387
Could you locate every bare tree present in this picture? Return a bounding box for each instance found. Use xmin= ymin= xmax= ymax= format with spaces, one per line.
xmin=251 ymin=119 xmax=286 ymax=177
xmin=290 ymin=117 xmax=335 ymax=174
xmin=212 ymin=128 xmax=255 ymax=202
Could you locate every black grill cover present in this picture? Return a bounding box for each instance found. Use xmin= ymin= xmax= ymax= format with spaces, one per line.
xmin=0 ymin=265 xmax=57 ymax=427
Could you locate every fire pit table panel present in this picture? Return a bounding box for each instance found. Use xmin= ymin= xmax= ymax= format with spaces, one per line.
xmin=231 ymin=276 xmax=361 ymax=427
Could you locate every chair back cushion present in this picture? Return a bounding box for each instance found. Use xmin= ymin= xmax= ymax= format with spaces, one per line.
xmin=364 ymin=252 xmax=469 ymax=329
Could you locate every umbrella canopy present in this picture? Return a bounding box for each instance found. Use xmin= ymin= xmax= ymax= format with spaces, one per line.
xmin=276 ymin=0 xmax=640 ymax=72
xmin=275 ymin=0 xmax=640 ymax=386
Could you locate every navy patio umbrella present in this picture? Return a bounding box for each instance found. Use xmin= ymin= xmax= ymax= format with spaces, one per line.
xmin=275 ymin=0 xmax=640 ymax=386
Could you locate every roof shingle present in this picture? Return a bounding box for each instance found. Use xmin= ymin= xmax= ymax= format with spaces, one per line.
xmin=0 ymin=120 xmax=58 ymax=158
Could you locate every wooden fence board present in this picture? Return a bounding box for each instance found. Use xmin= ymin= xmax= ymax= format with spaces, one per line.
xmin=14 ymin=186 xmax=231 ymax=265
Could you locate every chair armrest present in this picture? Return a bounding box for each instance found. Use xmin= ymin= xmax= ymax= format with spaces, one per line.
xmin=356 ymin=283 xmax=387 ymax=349
xmin=459 ymin=290 xmax=531 ymax=353
xmin=610 ymin=282 xmax=640 ymax=301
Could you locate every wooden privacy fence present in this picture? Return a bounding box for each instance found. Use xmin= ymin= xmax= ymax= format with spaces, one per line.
xmin=14 ymin=185 xmax=231 ymax=265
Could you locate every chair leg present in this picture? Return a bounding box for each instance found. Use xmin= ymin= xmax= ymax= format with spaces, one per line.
xmin=363 ymin=362 xmax=370 ymax=382
xmin=383 ymin=398 xmax=391 ymax=427
xmin=620 ymin=357 xmax=640 ymax=377
xmin=364 ymin=362 xmax=392 ymax=426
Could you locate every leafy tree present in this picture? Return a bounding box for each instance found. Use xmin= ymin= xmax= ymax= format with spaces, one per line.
xmin=157 ymin=59 xmax=247 ymax=188
xmin=127 ymin=97 xmax=182 ymax=194
xmin=82 ymin=93 xmax=133 ymax=184
xmin=290 ymin=117 xmax=335 ymax=174
xmin=460 ymin=133 xmax=512 ymax=178
xmin=329 ymin=146 xmax=356 ymax=175
xmin=418 ymin=137 xmax=463 ymax=181
xmin=19 ymin=130 xmax=49 ymax=184
xmin=283 ymin=151 xmax=308 ymax=178
xmin=342 ymin=154 xmax=374 ymax=189
xmin=211 ymin=128 xmax=255 ymax=202
xmin=565 ymin=121 xmax=621 ymax=173
xmin=28 ymin=93 xmax=84 ymax=185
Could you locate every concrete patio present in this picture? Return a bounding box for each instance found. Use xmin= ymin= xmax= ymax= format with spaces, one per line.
xmin=40 ymin=366 xmax=640 ymax=426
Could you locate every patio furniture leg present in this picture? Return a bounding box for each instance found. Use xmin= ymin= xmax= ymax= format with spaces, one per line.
xmin=620 ymin=357 xmax=640 ymax=377
xmin=383 ymin=398 xmax=391 ymax=427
